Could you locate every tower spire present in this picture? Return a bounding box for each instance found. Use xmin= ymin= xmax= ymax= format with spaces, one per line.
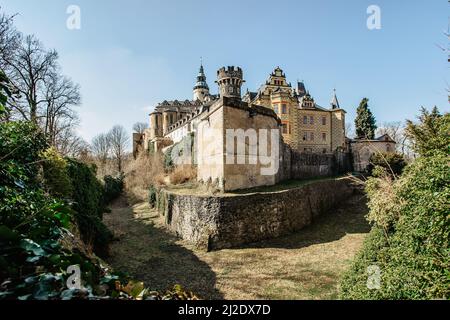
xmin=193 ymin=59 xmax=210 ymax=101
xmin=331 ymin=88 xmax=340 ymax=109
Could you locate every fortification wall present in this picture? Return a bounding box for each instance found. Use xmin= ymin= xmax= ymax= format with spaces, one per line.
xmin=279 ymin=147 xmax=352 ymax=180
xmin=157 ymin=177 xmax=356 ymax=251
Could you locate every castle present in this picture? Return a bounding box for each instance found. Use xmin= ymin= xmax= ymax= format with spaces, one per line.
xmin=134 ymin=64 xmax=396 ymax=191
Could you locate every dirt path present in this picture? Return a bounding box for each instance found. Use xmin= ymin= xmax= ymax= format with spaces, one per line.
xmin=103 ymin=194 xmax=370 ymax=300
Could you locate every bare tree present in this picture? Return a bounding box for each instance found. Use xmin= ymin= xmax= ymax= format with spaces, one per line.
xmin=0 ymin=8 xmax=20 ymax=67
xmin=91 ymin=133 xmax=111 ymax=166
xmin=42 ymin=72 xmax=81 ymax=146
xmin=376 ymin=121 xmax=413 ymax=157
xmin=1 ymin=34 xmax=58 ymax=122
xmin=133 ymin=122 xmax=148 ymax=134
xmin=57 ymin=128 xmax=89 ymax=158
xmin=108 ymin=125 xmax=130 ymax=173
xmin=345 ymin=123 xmax=355 ymax=139
xmin=377 ymin=121 xmax=402 ymax=141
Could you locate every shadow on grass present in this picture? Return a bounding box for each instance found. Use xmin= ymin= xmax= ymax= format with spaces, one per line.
xmin=240 ymin=193 xmax=371 ymax=250
xmin=104 ymin=197 xmax=223 ymax=300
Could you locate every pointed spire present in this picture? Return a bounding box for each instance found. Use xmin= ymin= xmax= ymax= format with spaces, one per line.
xmin=297 ymin=80 xmax=306 ymax=97
xmin=194 ymin=59 xmax=209 ymax=91
xmin=331 ymin=88 xmax=340 ymax=109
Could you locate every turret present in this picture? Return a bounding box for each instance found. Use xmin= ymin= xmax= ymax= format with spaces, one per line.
xmin=330 ymin=88 xmax=340 ymax=109
xmin=297 ymin=81 xmax=306 ymax=97
xmin=216 ymin=66 xmax=245 ymax=99
xmin=193 ymin=63 xmax=210 ymax=102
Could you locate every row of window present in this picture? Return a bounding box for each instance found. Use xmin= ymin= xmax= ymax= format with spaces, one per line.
xmin=221 ymin=86 xmax=241 ymax=94
xmin=272 ymin=107 xmax=329 ymax=127
xmin=273 ymin=79 xmax=284 ymax=86
xmin=303 ymin=116 xmax=327 ymax=125
xmin=304 ymin=148 xmax=328 ymax=154
xmin=302 ymin=132 xmax=327 ymax=142
xmin=281 ymin=123 xmax=327 ymax=142
xmin=273 ymin=104 xmax=288 ymax=114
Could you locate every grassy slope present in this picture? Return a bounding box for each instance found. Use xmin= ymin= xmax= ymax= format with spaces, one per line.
xmin=103 ymin=194 xmax=369 ymax=300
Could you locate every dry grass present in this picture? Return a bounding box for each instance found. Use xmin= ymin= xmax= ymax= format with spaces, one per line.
xmin=122 ymin=153 xmax=165 ymax=203
xmin=103 ymin=194 xmax=370 ymax=300
xmin=169 ymin=165 xmax=197 ymax=185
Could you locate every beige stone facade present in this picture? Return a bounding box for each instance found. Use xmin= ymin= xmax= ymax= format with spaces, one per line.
xmin=243 ymin=67 xmax=346 ymax=154
xmin=350 ymin=134 xmax=397 ymax=172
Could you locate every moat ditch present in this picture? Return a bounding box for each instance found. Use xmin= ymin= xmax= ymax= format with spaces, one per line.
xmin=103 ymin=191 xmax=370 ymax=300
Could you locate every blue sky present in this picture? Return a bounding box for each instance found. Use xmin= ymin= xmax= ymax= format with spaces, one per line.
xmin=1 ymin=0 xmax=449 ymax=142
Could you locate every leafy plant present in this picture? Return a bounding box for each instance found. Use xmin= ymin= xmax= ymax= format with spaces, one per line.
xmin=405 ymin=107 xmax=449 ymax=156
xmin=340 ymin=108 xmax=450 ymax=300
xmin=103 ymin=175 xmax=124 ymax=203
xmin=148 ymin=184 xmax=157 ymax=208
xmin=355 ymin=98 xmax=377 ymax=139
xmin=66 ymin=160 xmax=112 ymax=257
xmin=367 ymin=152 xmax=406 ymax=177
xmin=41 ymin=147 xmax=73 ymax=199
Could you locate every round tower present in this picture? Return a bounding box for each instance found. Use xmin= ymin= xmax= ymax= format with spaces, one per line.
xmin=193 ymin=64 xmax=210 ymax=102
xmin=216 ymin=66 xmax=245 ymax=99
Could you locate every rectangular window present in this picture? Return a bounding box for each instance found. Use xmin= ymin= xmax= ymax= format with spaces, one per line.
xmin=282 ymin=124 xmax=288 ymax=134
xmin=273 ymin=104 xmax=279 ymax=114
xmin=322 ymin=132 xmax=327 ymax=141
xmin=310 ymin=116 xmax=314 ymax=125
xmin=303 ymin=132 xmax=307 ymax=141
xmin=323 ymin=148 xmax=327 ymax=154
xmin=322 ymin=116 xmax=326 ymax=125
xmin=310 ymin=132 xmax=314 ymax=141
xmin=282 ymin=104 xmax=287 ymax=114
xmin=303 ymin=116 xmax=308 ymax=124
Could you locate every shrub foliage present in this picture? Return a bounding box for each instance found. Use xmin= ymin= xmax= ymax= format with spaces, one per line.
xmin=368 ymin=152 xmax=406 ymax=177
xmin=340 ymin=107 xmax=450 ymax=300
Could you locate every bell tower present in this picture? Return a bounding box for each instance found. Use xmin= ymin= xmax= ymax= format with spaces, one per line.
xmin=216 ymin=66 xmax=245 ymax=99
xmin=193 ymin=62 xmax=210 ymax=102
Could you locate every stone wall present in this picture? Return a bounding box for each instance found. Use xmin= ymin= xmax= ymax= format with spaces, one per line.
xmin=279 ymin=146 xmax=352 ymax=180
xmin=157 ymin=177 xmax=356 ymax=250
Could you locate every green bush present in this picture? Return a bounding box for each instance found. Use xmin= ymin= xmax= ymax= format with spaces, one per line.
xmin=66 ymin=160 xmax=112 ymax=257
xmin=368 ymin=152 xmax=406 ymax=177
xmin=148 ymin=184 xmax=157 ymax=208
xmin=164 ymin=146 xmax=174 ymax=170
xmin=406 ymin=107 xmax=450 ymax=156
xmin=0 ymin=121 xmax=108 ymax=299
xmin=0 ymin=107 xmax=195 ymax=298
xmin=103 ymin=175 xmax=124 ymax=203
xmin=0 ymin=121 xmax=47 ymax=180
xmin=340 ymin=151 xmax=450 ymax=299
xmin=41 ymin=147 xmax=73 ymax=199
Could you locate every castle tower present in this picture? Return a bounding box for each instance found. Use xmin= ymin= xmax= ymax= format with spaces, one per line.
xmin=216 ymin=66 xmax=245 ymax=99
xmin=330 ymin=88 xmax=340 ymax=109
xmin=193 ymin=63 xmax=210 ymax=102
xmin=297 ymin=81 xmax=306 ymax=97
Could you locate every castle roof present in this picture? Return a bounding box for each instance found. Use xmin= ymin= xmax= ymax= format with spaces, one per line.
xmin=350 ymin=134 xmax=396 ymax=144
